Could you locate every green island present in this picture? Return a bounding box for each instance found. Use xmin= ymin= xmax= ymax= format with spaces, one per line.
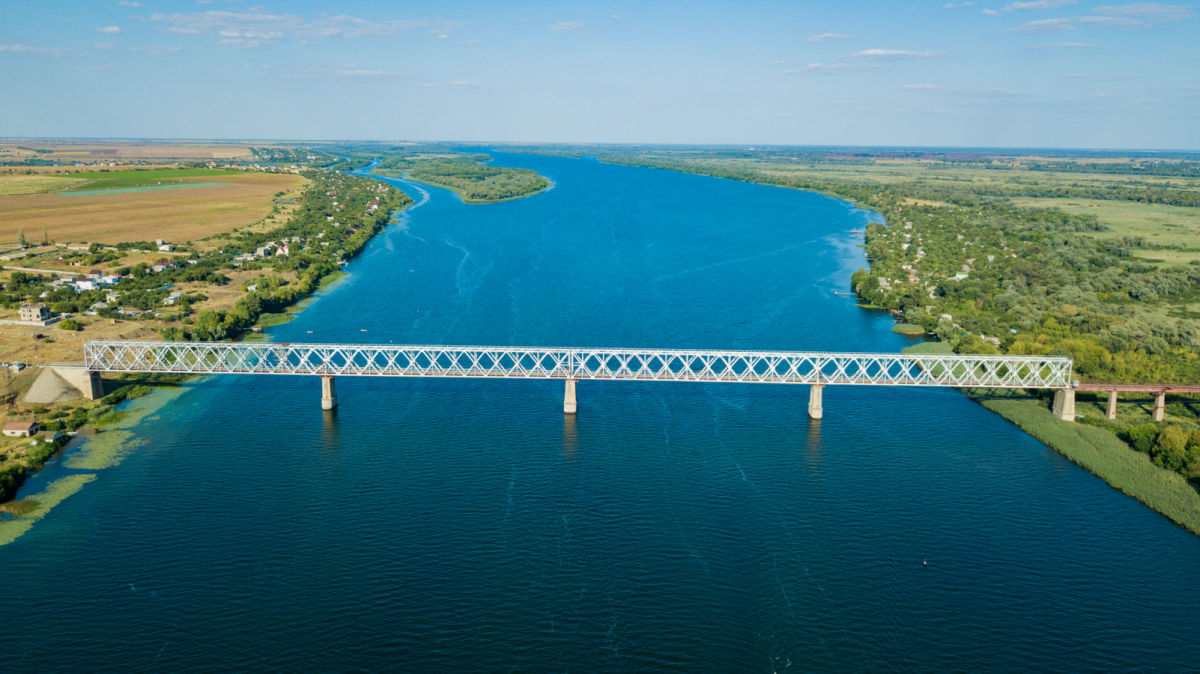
xmin=507 ymin=144 xmax=1200 ymax=533
xmin=374 ymin=152 xmax=550 ymax=203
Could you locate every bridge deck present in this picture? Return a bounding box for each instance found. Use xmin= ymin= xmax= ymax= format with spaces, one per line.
xmin=1074 ymin=383 xmax=1200 ymax=394
xmin=84 ymin=341 xmax=1074 ymax=389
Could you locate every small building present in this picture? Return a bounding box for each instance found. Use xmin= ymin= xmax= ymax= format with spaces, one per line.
xmin=3 ymin=421 xmax=40 ymax=437
xmin=19 ymin=304 xmax=50 ymax=322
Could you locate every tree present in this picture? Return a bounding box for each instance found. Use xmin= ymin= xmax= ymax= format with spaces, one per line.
xmin=1152 ymin=426 xmax=1190 ymax=472
xmin=1125 ymin=423 xmax=1158 ymax=454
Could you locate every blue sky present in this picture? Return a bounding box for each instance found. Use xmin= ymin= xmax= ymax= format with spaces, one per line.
xmin=1 ymin=0 xmax=1196 ymax=148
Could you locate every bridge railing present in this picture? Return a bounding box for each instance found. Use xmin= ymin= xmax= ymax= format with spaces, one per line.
xmin=83 ymin=341 xmax=1074 ymax=389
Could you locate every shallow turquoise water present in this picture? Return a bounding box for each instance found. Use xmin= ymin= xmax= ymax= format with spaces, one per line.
xmin=2 ymin=153 xmax=1198 ymax=671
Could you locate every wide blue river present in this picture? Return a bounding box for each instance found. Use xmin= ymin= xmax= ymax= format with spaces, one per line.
xmin=2 ymin=153 xmax=1199 ymax=671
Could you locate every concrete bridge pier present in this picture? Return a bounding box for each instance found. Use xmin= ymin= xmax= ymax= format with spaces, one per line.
xmin=808 ymin=384 xmax=824 ymax=420
xmin=321 ymin=376 xmax=337 ymax=411
xmin=563 ymin=378 xmax=577 ymax=414
xmin=1153 ymin=392 xmax=1165 ymax=422
xmin=1053 ymin=389 xmax=1076 ymax=421
xmin=1107 ymin=390 xmax=1118 ymax=420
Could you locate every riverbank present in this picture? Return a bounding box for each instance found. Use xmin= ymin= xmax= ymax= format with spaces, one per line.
xmin=0 ymin=175 xmax=412 ymax=535
xmin=905 ymin=341 xmax=1200 ymax=535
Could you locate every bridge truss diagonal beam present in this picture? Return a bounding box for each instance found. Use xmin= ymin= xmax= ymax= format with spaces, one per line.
xmin=84 ymin=341 xmax=1074 ymax=389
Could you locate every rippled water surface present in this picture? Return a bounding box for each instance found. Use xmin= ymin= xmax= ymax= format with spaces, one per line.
xmin=3 ymin=153 xmax=1199 ymax=671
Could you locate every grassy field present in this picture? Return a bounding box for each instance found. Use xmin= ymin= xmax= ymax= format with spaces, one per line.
xmin=0 ymin=172 xmax=306 ymax=246
xmin=1011 ymin=196 xmax=1200 ymax=264
xmin=61 ymin=168 xmax=243 ymax=192
xmin=0 ymin=175 xmax=87 ymax=196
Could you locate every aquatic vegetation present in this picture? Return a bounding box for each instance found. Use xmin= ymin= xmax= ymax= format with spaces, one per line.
xmin=0 ymin=474 xmax=96 ymax=546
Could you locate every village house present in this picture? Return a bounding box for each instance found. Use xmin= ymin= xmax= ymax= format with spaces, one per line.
xmin=19 ymin=303 xmax=50 ymax=322
xmin=36 ymin=430 xmax=63 ymax=445
xmin=3 ymin=421 xmax=40 ymax=437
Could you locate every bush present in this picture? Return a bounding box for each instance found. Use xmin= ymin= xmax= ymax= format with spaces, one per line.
xmin=1124 ymin=423 xmax=1159 ymax=454
xmin=1152 ymin=426 xmax=1190 ymax=472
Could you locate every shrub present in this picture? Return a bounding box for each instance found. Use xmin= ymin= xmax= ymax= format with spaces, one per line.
xmin=1124 ymin=423 xmax=1159 ymax=454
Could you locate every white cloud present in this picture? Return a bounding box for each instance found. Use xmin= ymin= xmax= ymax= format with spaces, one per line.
xmin=145 ymin=11 xmax=421 ymax=48
xmin=805 ymin=32 xmax=852 ymax=42
xmin=549 ymin=21 xmax=583 ymax=32
xmin=97 ymin=26 xmax=122 ymax=34
xmin=1093 ymin=2 xmax=1193 ymax=21
xmin=285 ymin=67 xmax=405 ymax=79
xmin=129 ymin=45 xmax=182 ymax=55
xmin=1076 ymin=15 xmax=1143 ymax=26
xmin=1005 ymin=17 xmax=1074 ymax=31
xmin=848 ymin=48 xmax=947 ymax=59
xmin=1003 ymin=0 xmax=1076 ymax=11
xmin=0 ymin=43 xmax=63 ymax=54
xmin=786 ymin=61 xmax=878 ymax=75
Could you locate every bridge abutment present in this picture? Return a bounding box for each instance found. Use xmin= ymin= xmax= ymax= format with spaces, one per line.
xmin=1153 ymin=392 xmax=1165 ymax=422
xmin=321 ymin=376 xmax=337 ymax=411
xmin=563 ymin=378 xmax=577 ymax=414
xmin=1053 ymin=389 xmax=1075 ymax=421
xmin=808 ymin=384 xmax=824 ymax=420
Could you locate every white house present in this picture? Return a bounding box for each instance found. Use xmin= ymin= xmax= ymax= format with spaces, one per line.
xmin=3 ymin=421 xmax=39 ymax=437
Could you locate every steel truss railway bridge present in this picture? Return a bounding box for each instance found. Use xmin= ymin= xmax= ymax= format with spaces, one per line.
xmin=81 ymin=340 xmax=1077 ymax=420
